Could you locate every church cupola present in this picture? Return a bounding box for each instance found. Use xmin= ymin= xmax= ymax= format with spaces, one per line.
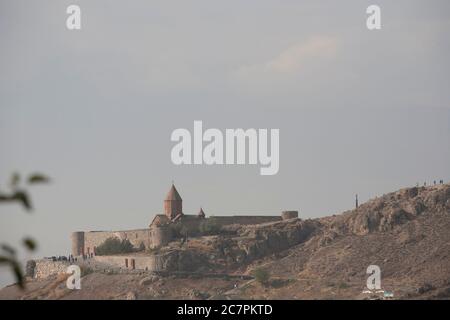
xmin=164 ymin=184 xmax=183 ymax=219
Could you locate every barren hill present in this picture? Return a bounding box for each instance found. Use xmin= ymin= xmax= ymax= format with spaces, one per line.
xmin=1 ymin=184 xmax=449 ymax=300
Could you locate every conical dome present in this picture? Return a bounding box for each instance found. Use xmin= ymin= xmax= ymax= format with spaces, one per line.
xmin=198 ymin=207 xmax=205 ymax=218
xmin=164 ymin=184 xmax=183 ymax=219
xmin=165 ymin=184 xmax=182 ymax=201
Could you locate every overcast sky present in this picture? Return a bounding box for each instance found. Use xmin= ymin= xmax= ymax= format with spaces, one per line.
xmin=1 ymin=0 xmax=450 ymax=286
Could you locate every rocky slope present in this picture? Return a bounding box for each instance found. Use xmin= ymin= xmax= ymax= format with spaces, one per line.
xmin=240 ymin=184 xmax=450 ymax=299
xmin=1 ymin=184 xmax=449 ymax=300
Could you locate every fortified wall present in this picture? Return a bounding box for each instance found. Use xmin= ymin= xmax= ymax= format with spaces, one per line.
xmin=27 ymin=254 xmax=170 ymax=279
xmin=36 ymin=181 xmax=302 ymax=279
xmin=71 ymin=216 xmax=287 ymax=256
xmin=27 ymin=259 xmax=71 ymax=279
xmin=71 ymin=184 xmax=298 ymax=256
xmin=71 ymin=227 xmax=172 ymax=256
xmin=209 ymin=215 xmax=281 ymax=226
xmin=93 ymin=251 xmax=196 ymax=272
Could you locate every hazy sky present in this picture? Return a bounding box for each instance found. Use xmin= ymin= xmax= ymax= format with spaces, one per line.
xmin=1 ymin=0 xmax=450 ymax=286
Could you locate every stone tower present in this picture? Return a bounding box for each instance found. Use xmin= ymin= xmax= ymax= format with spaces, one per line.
xmin=71 ymin=231 xmax=85 ymax=256
xmin=164 ymin=184 xmax=182 ymax=220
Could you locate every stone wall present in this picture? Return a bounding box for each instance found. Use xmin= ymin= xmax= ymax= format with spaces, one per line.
xmin=93 ymin=252 xmax=187 ymax=272
xmin=281 ymin=211 xmax=299 ymax=220
xmin=72 ymin=215 xmax=286 ymax=255
xmin=75 ymin=229 xmax=152 ymax=256
xmin=149 ymin=226 xmax=172 ymax=249
xmin=167 ymin=215 xmax=282 ymax=238
xmin=29 ymin=255 xmax=171 ymax=279
xmin=71 ymin=232 xmax=84 ymax=256
xmin=33 ymin=259 xmax=70 ymax=279
xmin=211 ymin=215 xmax=281 ymax=226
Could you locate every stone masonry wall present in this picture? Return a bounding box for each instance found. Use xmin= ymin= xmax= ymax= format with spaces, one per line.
xmin=82 ymin=229 xmax=151 ymax=256
xmin=93 ymin=252 xmax=178 ymax=272
xmin=211 ymin=216 xmax=281 ymax=226
xmin=33 ymin=260 xmax=70 ymax=279
xmin=73 ymin=216 xmax=285 ymax=255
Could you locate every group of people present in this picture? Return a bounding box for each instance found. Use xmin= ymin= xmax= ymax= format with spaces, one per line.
xmin=417 ymin=179 xmax=444 ymax=187
xmin=75 ymin=253 xmax=95 ymax=261
xmin=46 ymin=253 xmax=95 ymax=263
xmin=47 ymin=255 xmax=69 ymax=262
xmin=82 ymin=253 xmax=95 ymax=260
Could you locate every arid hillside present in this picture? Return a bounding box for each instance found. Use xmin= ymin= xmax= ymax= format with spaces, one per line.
xmin=1 ymin=184 xmax=449 ymax=300
xmin=239 ymin=184 xmax=450 ymax=299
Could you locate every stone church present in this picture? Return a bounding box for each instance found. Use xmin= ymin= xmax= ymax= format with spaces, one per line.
xmin=71 ymin=184 xmax=297 ymax=256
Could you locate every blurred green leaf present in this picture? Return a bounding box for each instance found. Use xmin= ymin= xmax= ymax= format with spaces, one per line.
xmin=23 ymin=238 xmax=37 ymax=251
xmin=27 ymin=173 xmax=50 ymax=184
xmin=1 ymin=170 xmax=50 ymax=290
xmin=11 ymin=260 xmax=24 ymax=289
xmin=12 ymin=190 xmax=32 ymax=211
xmin=0 ymin=256 xmax=24 ymax=288
xmin=0 ymin=191 xmax=33 ymax=211
xmin=1 ymin=244 xmax=16 ymax=256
